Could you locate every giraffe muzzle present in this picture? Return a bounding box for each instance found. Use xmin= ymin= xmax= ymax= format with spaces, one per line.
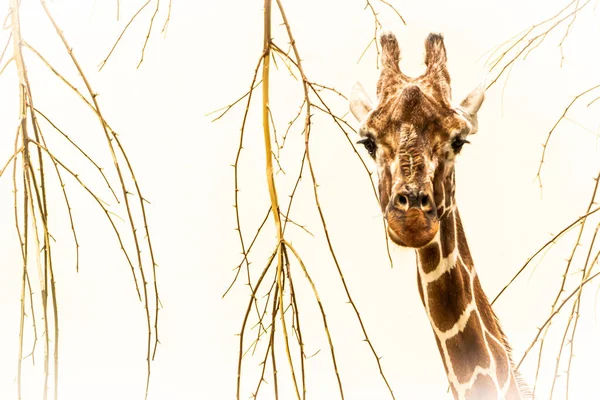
xmin=386 ymin=187 xmax=439 ymax=248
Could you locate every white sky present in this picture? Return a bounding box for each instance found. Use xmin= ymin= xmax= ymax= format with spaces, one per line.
xmin=0 ymin=0 xmax=600 ymax=399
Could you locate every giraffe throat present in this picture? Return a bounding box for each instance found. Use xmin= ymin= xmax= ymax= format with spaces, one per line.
xmin=415 ymin=205 xmax=524 ymax=400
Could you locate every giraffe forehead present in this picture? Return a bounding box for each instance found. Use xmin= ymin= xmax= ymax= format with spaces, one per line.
xmin=375 ymin=123 xmax=421 ymax=153
xmin=368 ymin=122 xmax=445 ymax=163
xmin=365 ymin=116 xmax=454 ymax=152
xmin=365 ymin=84 xmax=468 ymax=144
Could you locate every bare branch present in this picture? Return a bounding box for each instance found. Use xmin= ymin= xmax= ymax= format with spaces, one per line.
xmin=536 ymin=84 xmax=600 ymax=188
xmin=98 ymin=0 xmax=172 ymax=70
xmin=486 ymin=0 xmax=591 ymax=90
xmin=492 ymin=206 xmax=600 ymax=305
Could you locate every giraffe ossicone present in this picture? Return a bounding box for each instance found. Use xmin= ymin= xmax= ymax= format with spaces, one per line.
xmin=349 ymin=31 xmax=530 ymax=400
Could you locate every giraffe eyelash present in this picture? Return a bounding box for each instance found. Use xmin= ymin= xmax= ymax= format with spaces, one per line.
xmin=357 ymin=137 xmax=377 ymax=158
xmin=451 ymin=137 xmax=470 ymax=153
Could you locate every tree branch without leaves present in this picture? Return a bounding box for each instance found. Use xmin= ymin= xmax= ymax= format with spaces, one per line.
xmin=2 ymin=2 xmax=161 ymax=399
xmin=487 ymin=2 xmax=600 ymax=397
xmin=212 ymin=1 xmax=408 ymax=398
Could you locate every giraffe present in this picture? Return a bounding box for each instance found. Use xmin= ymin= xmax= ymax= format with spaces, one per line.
xmin=349 ymin=31 xmax=530 ymax=400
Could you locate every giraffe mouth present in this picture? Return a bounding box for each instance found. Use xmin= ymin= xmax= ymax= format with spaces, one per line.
xmin=386 ymin=208 xmax=439 ymax=248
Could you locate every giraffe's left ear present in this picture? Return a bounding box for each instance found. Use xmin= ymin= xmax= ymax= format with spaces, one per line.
xmin=350 ymin=81 xmax=373 ymax=123
xmin=457 ymin=83 xmax=485 ymax=134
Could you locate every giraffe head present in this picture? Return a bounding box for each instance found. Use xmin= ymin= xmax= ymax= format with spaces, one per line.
xmin=350 ymin=32 xmax=484 ymax=248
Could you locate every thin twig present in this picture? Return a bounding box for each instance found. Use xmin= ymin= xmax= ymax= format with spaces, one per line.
xmin=536 ymin=84 xmax=600 ymax=188
xmin=492 ymin=206 xmax=600 ymax=305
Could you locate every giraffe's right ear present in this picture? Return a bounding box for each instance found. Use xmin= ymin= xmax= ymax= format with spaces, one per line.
xmin=350 ymin=81 xmax=373 ymax=122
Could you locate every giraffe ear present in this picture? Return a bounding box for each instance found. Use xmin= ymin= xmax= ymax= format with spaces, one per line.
xmin=457 ymin=83 xmax=485 ymax=134
xmin=349 ymin=81 xmax=373 ymax=122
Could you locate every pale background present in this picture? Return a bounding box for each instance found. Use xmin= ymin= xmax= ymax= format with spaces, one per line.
xmin=0 ymin=0 xmax=599 ymax=399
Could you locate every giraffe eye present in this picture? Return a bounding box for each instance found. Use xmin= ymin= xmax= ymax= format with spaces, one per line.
xmin=357 ymin=138 xmax=377 ymax=158
xmin=451 ymin=137 xmax=470 ymax=153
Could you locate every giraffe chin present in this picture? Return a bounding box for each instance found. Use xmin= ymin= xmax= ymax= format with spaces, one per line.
xmin=386 ymin=208 xmax=439 ymax=248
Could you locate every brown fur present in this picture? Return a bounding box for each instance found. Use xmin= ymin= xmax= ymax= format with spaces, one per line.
xmin=426 ymin=260 xmax=472 ymax=331
xmin=420 ymin=242 xmax=441 ymax=274
xmin=446 ymin=314 xmax=490 ymax=384
xmin=439 ymin=210 xmax=456 ymax=257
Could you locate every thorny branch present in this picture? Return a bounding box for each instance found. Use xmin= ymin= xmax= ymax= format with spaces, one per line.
xmin=98 ymin=0 xmax=172 ymax=70
xmin=533 ymin=172 xmax=599 ymax=399
xmin=535 ymin=84 xmax=600 ymax=189
xmin=2 ymin=1 xmax=160 ymax=399
xmin=487 ymin=1 xmax=600 ymax=397
xmin=486 ymin=0 xmax=592 ymax=90
xmin=213 ymin=0 xmax=408 ymax=399
xmin=359 ymin=1 xmax=406 ymax=66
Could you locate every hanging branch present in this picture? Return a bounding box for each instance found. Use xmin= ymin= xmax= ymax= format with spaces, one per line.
xmin=537 ymin=171 xmax=599 ymax=398
xmin=98 ymin=0 xmax=173 ymax=70
xmin=10 ymin=2 xmax=58 ymax=398
xmin=359 ymin=1 xmax=406 ymax=66
xmin=486 ymin=0 xmax=591 ymax=90
xmin=212 ymin=1 xmax=410 ymax=399
xmin=2 ymin=1 xmax=161 ymax=399
xmin=535 ymin=84 xmax=600 ymax=189
xmin=487 ymin=1 xmax=600 ymax=397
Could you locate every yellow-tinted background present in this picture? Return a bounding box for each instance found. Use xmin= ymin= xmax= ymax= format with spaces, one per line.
xmin=0 ymin=0 xmax=599 ymax=399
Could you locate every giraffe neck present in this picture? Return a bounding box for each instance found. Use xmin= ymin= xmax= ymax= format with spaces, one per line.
xmin=415 ymin=206 xmax=523 ymax=400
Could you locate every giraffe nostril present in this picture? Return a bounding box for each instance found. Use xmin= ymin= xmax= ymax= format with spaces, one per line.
xmin=396 ymin=194 xmax=408 ymax=209
xmin=393 ymin=189 xmax=434 ymax=212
